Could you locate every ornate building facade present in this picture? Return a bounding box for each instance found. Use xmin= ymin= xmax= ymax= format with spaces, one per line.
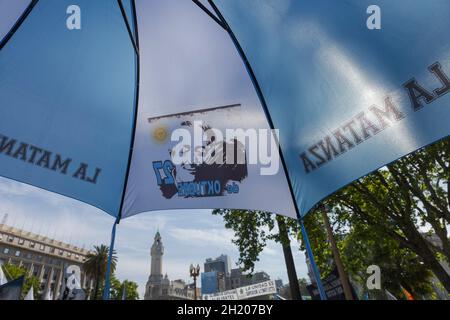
xmin=144 ymin=231 xmax=195 ymax=300
xmin=0 ymin=223 xmax=93 ymax=299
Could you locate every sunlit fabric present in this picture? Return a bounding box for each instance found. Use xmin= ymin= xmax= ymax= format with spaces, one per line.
xmin=213 ymin=0 xmax=450 ymax=216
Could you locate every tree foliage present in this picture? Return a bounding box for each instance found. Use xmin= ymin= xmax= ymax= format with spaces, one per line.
xmin=213 ymin=138 xmax=449 ymax=299
xmin=329 ymin=138 xmax=449 ymax=293
xmin=83 ymin=244 xmax=117 ymax=300
xmin=212 ymin=209 xmax=277 ymax=273
xmin=1 ymin=263 xmax=40 ymax=300
xmin=110 ymin=274 xmax=140 ymax=300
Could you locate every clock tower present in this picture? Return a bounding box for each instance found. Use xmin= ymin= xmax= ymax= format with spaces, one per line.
xmin=151 ymin=230 xmax=164 ymax=277
xmin=144 ymin=231 xmax=165 ymax=299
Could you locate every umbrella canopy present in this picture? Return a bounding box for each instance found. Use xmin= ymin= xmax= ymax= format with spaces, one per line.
xmin=0 ymin=0 xmax=297 ymax=220
xmin=211 ymin=0 xmax=450 ymax=215
xmin=1 ymin=0 xmax=449 ymax=221
xmin=0 ymin=0 xmax=136 ymax=217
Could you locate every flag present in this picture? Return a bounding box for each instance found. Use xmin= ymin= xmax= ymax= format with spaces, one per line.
xmin=24 ymin=286 xmax=34 ymax=300
xmin=385 ymin=290 xmax=398 ymax=300
xmin=212 ymin=0 xmax=450 ymax=216
xmin=60 ymin=265 xmax=86 ymax=300
xmin=44 ymin=289 xmax=53 ymax=301
xmin=0 ymin=262 xmax=7 ymax=286
xmin=67 ymin=276 xmax=86 ymax=300
xmin=121 ymin=282 xmax=127 ymax=301
xmin=401 ymin=286 xmax=414 ymax=300
xmin=0 ymin=275 xmax=24 ymax=300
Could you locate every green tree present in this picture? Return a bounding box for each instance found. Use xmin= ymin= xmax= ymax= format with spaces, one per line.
xmin=2 ymin=263 xmax=40 ymax=300
xmin=213 ymin=138 xmax=449 ymax=297
xmin=301 ymin=209 xmax=334 ymax=276
xmin=340 ymin=220 xmax=434 ymax=299
xmin=212 ymin=209 xmax=304 ymax=299
xmin=212 ymin=210 xmax=274 ymax=273
xmin=110 ymin=275 xmax=139 ymax=300
xmin=83 ymin=245 xmax=117 ymax=300
xmin=329 ymin=138 xmax=449 ymax=293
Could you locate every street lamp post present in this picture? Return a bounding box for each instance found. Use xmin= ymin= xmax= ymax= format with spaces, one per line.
xmin=189 ymin=264 xmax=200 ymax=300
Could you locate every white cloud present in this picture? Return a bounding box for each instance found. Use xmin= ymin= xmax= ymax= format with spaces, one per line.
xmin=0 ymin=180 xmax=37 ymax=196
xmin=168 ymin=227 xmax=235 ymax=249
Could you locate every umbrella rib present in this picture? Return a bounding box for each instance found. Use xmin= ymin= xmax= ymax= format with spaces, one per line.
xmin=117 ymin=0 xmax=139 ymax=55
xmin=192 ymin=0 xmax=228 ymax=31
xmin=117 ymin=0 xmax=141 ymax=221
xmin=0 ymin=0 xmax=39 ymax=51
xmin=207 ymin=0 xmax=305 ymax=218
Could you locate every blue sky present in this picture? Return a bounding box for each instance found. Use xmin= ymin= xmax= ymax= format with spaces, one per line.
xmin=0 ymin=176 xmax=309 ymax=298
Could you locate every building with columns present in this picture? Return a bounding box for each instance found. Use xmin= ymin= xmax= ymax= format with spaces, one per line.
xmin=0 ymin=223 xmax=93 ymax=299
xmin=144 ymin=231 xmax=196 ymax=300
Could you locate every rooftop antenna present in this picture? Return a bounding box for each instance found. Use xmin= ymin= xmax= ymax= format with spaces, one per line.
xmin=11 ymin=214 xmax=17 ymax=228
xmin=23 ymin=218 xmax=30 ymax=233
xmin=1 ymin=213 xmax=8 ymax=225
xmin=49 ymin=225 xmax=56 ymax=240
xmin=20 ymin=217 xmax=26 ymax=231
xmin=30 ymin=218 xmax=35 ymax=234
xmin=68 ymin=230 xmax=73 ymax=246
xmin=43 ymin=223 xmax=49 ymax=239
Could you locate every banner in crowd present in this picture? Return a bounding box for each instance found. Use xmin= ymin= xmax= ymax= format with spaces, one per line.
xmin=0 ymin=275 xmax=24 ymax=300
xmin=307 ymin=267 xmax=358 ymax=300
xmin=203 ymin=280 xmax=277 ymax=300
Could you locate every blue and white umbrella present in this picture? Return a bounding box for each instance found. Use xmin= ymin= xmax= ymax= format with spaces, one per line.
xmin=1 ymin=0 xmax=449 ymax=299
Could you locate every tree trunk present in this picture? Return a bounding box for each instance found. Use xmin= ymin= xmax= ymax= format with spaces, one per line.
xmin=277 ymin=216 xmax=302 ymax=300
xmin=350 ymin=180 xmax=450 ymax=293
xmin=406 ymin=227 xmax=450 ymax=293
xmin=418 ymin=248 xmax=450 ymax=293
xmin=321 ymin=209 xmax=354 ymax=300
xmin=93 ymin=277 xmax=99 ymax=300
xmin=93 ymin=268 xmax=100 ymax=300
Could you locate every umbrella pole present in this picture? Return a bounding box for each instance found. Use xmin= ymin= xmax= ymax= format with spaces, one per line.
xmin=298 ymin=218 xmax=327 ymax=300
xmin=102 ymin=217 xmax=119 ymax=300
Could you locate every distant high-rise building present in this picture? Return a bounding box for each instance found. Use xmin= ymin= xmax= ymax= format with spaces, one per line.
xmin=229 ymin=268 xmax=250 ymax=289
xmin=275 ymin=279 xmax=283 ymax=291
xmin=201 ymin=271 xmax=219 ymax=295
xmin=252 ymin=271 xmax=271 ymax=284
xmin=204 ymin=254 xmax=231 ymax=276
xmin=201 ymin=270 xmax=226 ymax=295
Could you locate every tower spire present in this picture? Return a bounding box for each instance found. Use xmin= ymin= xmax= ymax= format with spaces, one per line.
xmin=145 ymin=230 xmax=165 ymax=300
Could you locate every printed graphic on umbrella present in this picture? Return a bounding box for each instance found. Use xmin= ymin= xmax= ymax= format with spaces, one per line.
xmin=1 ymin=0 xmax=449 ymax=299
